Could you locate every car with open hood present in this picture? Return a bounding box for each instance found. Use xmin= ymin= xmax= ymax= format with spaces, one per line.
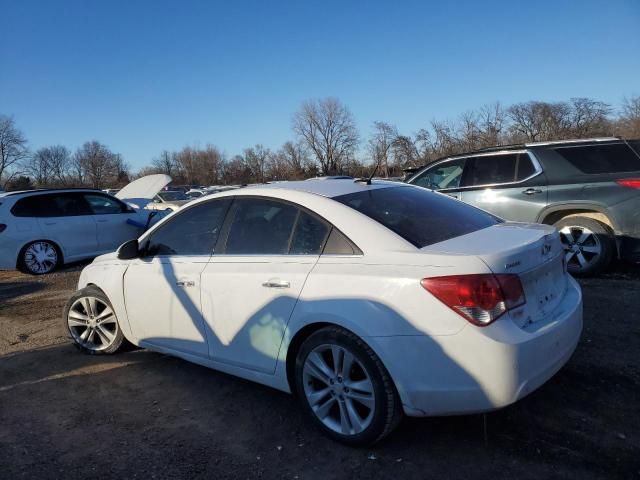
xmin=0 ymin=174 xmax=172 ymax=274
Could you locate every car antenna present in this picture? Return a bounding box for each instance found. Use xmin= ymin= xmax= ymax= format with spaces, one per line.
xmin=355 ymin=161 xmax=380 ymax=185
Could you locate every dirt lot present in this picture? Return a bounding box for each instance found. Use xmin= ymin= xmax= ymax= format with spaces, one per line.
xmin=1 ymin=263 xmax=639 ymax=479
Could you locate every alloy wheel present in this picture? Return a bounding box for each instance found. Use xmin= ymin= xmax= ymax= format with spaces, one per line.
xmin=302 ymin=344 xmax=376 ymax=436
xmin=24 ymin=241 xmax=58 ymax=274
xmin=559 ymin=225 xmax=602 ymax=271
xmin=67 ymin=297 xmax=119 ymax=351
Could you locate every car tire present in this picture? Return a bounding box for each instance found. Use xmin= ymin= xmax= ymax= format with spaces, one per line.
xmin=294 ymin=326 xmax=403 ymax=446
xmin=63 ymin=286 xmax=126 ymax=355
xmin=554 ymin=216 xmax=615 ymax=276
xmin=18 ymin=240 xmax=61 ymax=275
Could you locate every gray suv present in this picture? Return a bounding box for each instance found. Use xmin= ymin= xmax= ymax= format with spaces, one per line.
xmin=407 ymin=137 xmax=640 ymax=275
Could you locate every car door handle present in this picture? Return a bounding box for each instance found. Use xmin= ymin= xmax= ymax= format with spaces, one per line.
xmin=522 ymin=188 xmax=543 ymax=195
xmin=176 ymin=280 xmax=196 ymax=287
xmin=262 ymin=279 xmax=290 ymax=289
xmin=96 ymin=218 xmax=108 ymax=223
xmin=43 ymin=221 xmax=57 ymax=225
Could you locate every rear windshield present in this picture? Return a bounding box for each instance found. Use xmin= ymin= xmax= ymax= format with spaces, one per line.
xmin=554 ymin=142 xmax=640 ymax=174
xmin=334 ymin=186 xmax=501 ymax=248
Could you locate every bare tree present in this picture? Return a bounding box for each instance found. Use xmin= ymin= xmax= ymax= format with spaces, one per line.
xmin=152 ymin=150 xmax=177 ymax=177
xmin=391 ymin=135 xmax=419 ymax=168
xmin=23 ymin=145 xmax=71 ymax=186
xmin=74 ymin=141 xmax=119 ymax=188
xmin=368 ymin=121 xmax=398 ymax=177
xmin=0 ymin=115 xmax=29 ymax=186
xmin=568 ymin=98 xmax=611 ymax=137
xmin=243 ymin=144 xmax=272 ymax=183
xmin=617 ymin=95 xmax=640 ymax=138
xmin=292 ymin=97 xmax=359 ymax=175
xmin=278 ymin=141 xmax=310 ymax=179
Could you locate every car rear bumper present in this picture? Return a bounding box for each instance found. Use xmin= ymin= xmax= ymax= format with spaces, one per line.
xmin=368 ymin=276 xmax=583 ymax=417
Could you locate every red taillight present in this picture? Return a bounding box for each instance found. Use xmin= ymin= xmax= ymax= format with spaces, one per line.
xmin=0 ymin=224 xmax=6 ymax=233
xmin=421 ymin=274 xmax=526 ymax=327
xmin=616 ymin=178 xmax=640 ymax=189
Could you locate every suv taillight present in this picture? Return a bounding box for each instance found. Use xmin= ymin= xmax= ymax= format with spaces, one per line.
xmin=0 ymin=224 xmax=6 ymax=233
xmin=421 ymin=274 xmax=526 ymax=326
xmin=616 ymin=178 xmax=640 ymax=189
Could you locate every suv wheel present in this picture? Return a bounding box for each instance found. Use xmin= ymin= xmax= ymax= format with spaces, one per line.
xmin=294 ymin=326 xmax=403 ymax=446
xmin=19 ymin=240 xmax=61 ymax=275
xmin=554 ymin=216 xmax=614 ymax=276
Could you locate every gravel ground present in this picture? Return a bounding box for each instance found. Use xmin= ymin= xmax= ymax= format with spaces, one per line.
xmin=1 ymin=262 xmax=639 ymax=479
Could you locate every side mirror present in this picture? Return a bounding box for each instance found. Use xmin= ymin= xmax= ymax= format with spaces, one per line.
xmin=117 ymin=239 xmax=140 ymax=260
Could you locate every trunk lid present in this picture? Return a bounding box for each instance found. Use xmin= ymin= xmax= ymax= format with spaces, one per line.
xmin=422 ymin=222 xmax=568 ymax=328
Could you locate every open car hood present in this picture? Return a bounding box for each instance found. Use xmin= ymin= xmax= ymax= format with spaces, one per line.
xmin=115 ymin=174 xmax=171 ymax=209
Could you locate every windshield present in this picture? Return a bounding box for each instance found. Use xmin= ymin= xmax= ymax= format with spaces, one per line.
xmin=158 ymin=191 xmax=188 ymax=201
xmin=334 ymin=186 xmax=501 ymax=248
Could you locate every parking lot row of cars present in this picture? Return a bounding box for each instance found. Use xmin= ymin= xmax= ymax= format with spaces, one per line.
xmin=1 ymin=136 xmax=638 ymax=445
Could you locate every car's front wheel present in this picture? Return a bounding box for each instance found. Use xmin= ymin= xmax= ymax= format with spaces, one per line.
xmin=63 ymin=286 xmax=126 ymax=354
xmin=294 ymin=326 xmax=403 ymax=446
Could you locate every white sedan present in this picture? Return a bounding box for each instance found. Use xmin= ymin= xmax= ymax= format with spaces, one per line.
xmin=64 ymin=180 xmax=582 ymax=445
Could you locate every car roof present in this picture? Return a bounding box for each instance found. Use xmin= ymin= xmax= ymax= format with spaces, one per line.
xmin=0 ymin=188 xmax=102 ymax=198
xmin=248 ymin=179 xmax=405 ymax=198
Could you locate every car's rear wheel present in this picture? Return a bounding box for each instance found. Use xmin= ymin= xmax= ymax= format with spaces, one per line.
xmin=554 ymin=216 xmax=614 ymax=276
xmin=63 ymin=286 xmax=125 ymax=354
xmin=18 ymin=240 xmax=61 ymax=275
xmin=294 ymin=326 xmax=402 ymax=446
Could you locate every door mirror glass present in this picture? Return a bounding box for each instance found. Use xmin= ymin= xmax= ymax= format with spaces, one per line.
xmin=117 ymin=239 xmax=140 ymax=259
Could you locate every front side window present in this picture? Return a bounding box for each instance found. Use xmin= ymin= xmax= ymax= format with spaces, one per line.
xmin=412 ymin=158 xmax=466 ymax=190
xmin=334 ymin=186 xmax=501 ymax=248
xmin=144 ymin=199 xmax=231 ymax=256
xmin=225 ymin=198 xmax=298 ymax=255
xmin=84 ymin=194 xmax=127 ymax=214
xmin=554 ymin=143 xmax=640 ymax=174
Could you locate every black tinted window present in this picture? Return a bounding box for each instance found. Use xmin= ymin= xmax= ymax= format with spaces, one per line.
xmin=290 ymin=211 xmax=330 ymax=255
xmin=464 ymin=154 xmax=518 ymax=186
xmin=554 ymin=143 xmax=640 ymax=174
xmin=84 ymin=194 xmax=126 ymax=214
xmin=335 ymin=186 xmax=501 ymax=248
xmin=11 ymin=193 xmax=90 ymax=217
xmin=145 ymin=199 xmax=230 ymax=256
xmin=225 ymin=198 xmax=298 ymax=254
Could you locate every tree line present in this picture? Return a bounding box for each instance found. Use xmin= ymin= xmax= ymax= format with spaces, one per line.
xmin=2 ymin=95 xmax=639 ymax=190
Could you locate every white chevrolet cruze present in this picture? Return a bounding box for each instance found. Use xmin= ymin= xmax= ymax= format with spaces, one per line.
xmin=65 ymin=180 xmax=583 ymax=445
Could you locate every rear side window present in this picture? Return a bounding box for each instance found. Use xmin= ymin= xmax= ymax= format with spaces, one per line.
xmin=554 ymin=143 xmax=640 ymax=174
xmin=11 ymin=193 xmax=91 ymax=217
xmin=463 ymin=154 xmax=518 ymax=186
xmin=290 ymin=211 xmax=330 ymax=255
xmin=334 ymin=186 xmax=501 ymax=248
xmin=144 ymin=199 xmax=230 ymax=256
xmin=225 ymin=198 xmax=298 ymax=255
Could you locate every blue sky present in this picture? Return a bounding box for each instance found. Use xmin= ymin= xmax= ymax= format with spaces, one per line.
xmin=2 ymin=0 xmax=639 ymax=169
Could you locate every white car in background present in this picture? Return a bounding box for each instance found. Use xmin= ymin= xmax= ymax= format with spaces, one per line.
xmin=145 ymin=190 xmax=191 ymax=211
xmin=0 ymin=175 xmax=171 ymax=274
xmin=65 ymin=180 xmax=582 ymax=445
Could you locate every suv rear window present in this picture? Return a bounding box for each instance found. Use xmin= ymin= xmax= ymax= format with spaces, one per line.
xmin=554 ymin=143 xmax=640 ymax=174
xmin=334 ymin=186 xmax=501 ymax=248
